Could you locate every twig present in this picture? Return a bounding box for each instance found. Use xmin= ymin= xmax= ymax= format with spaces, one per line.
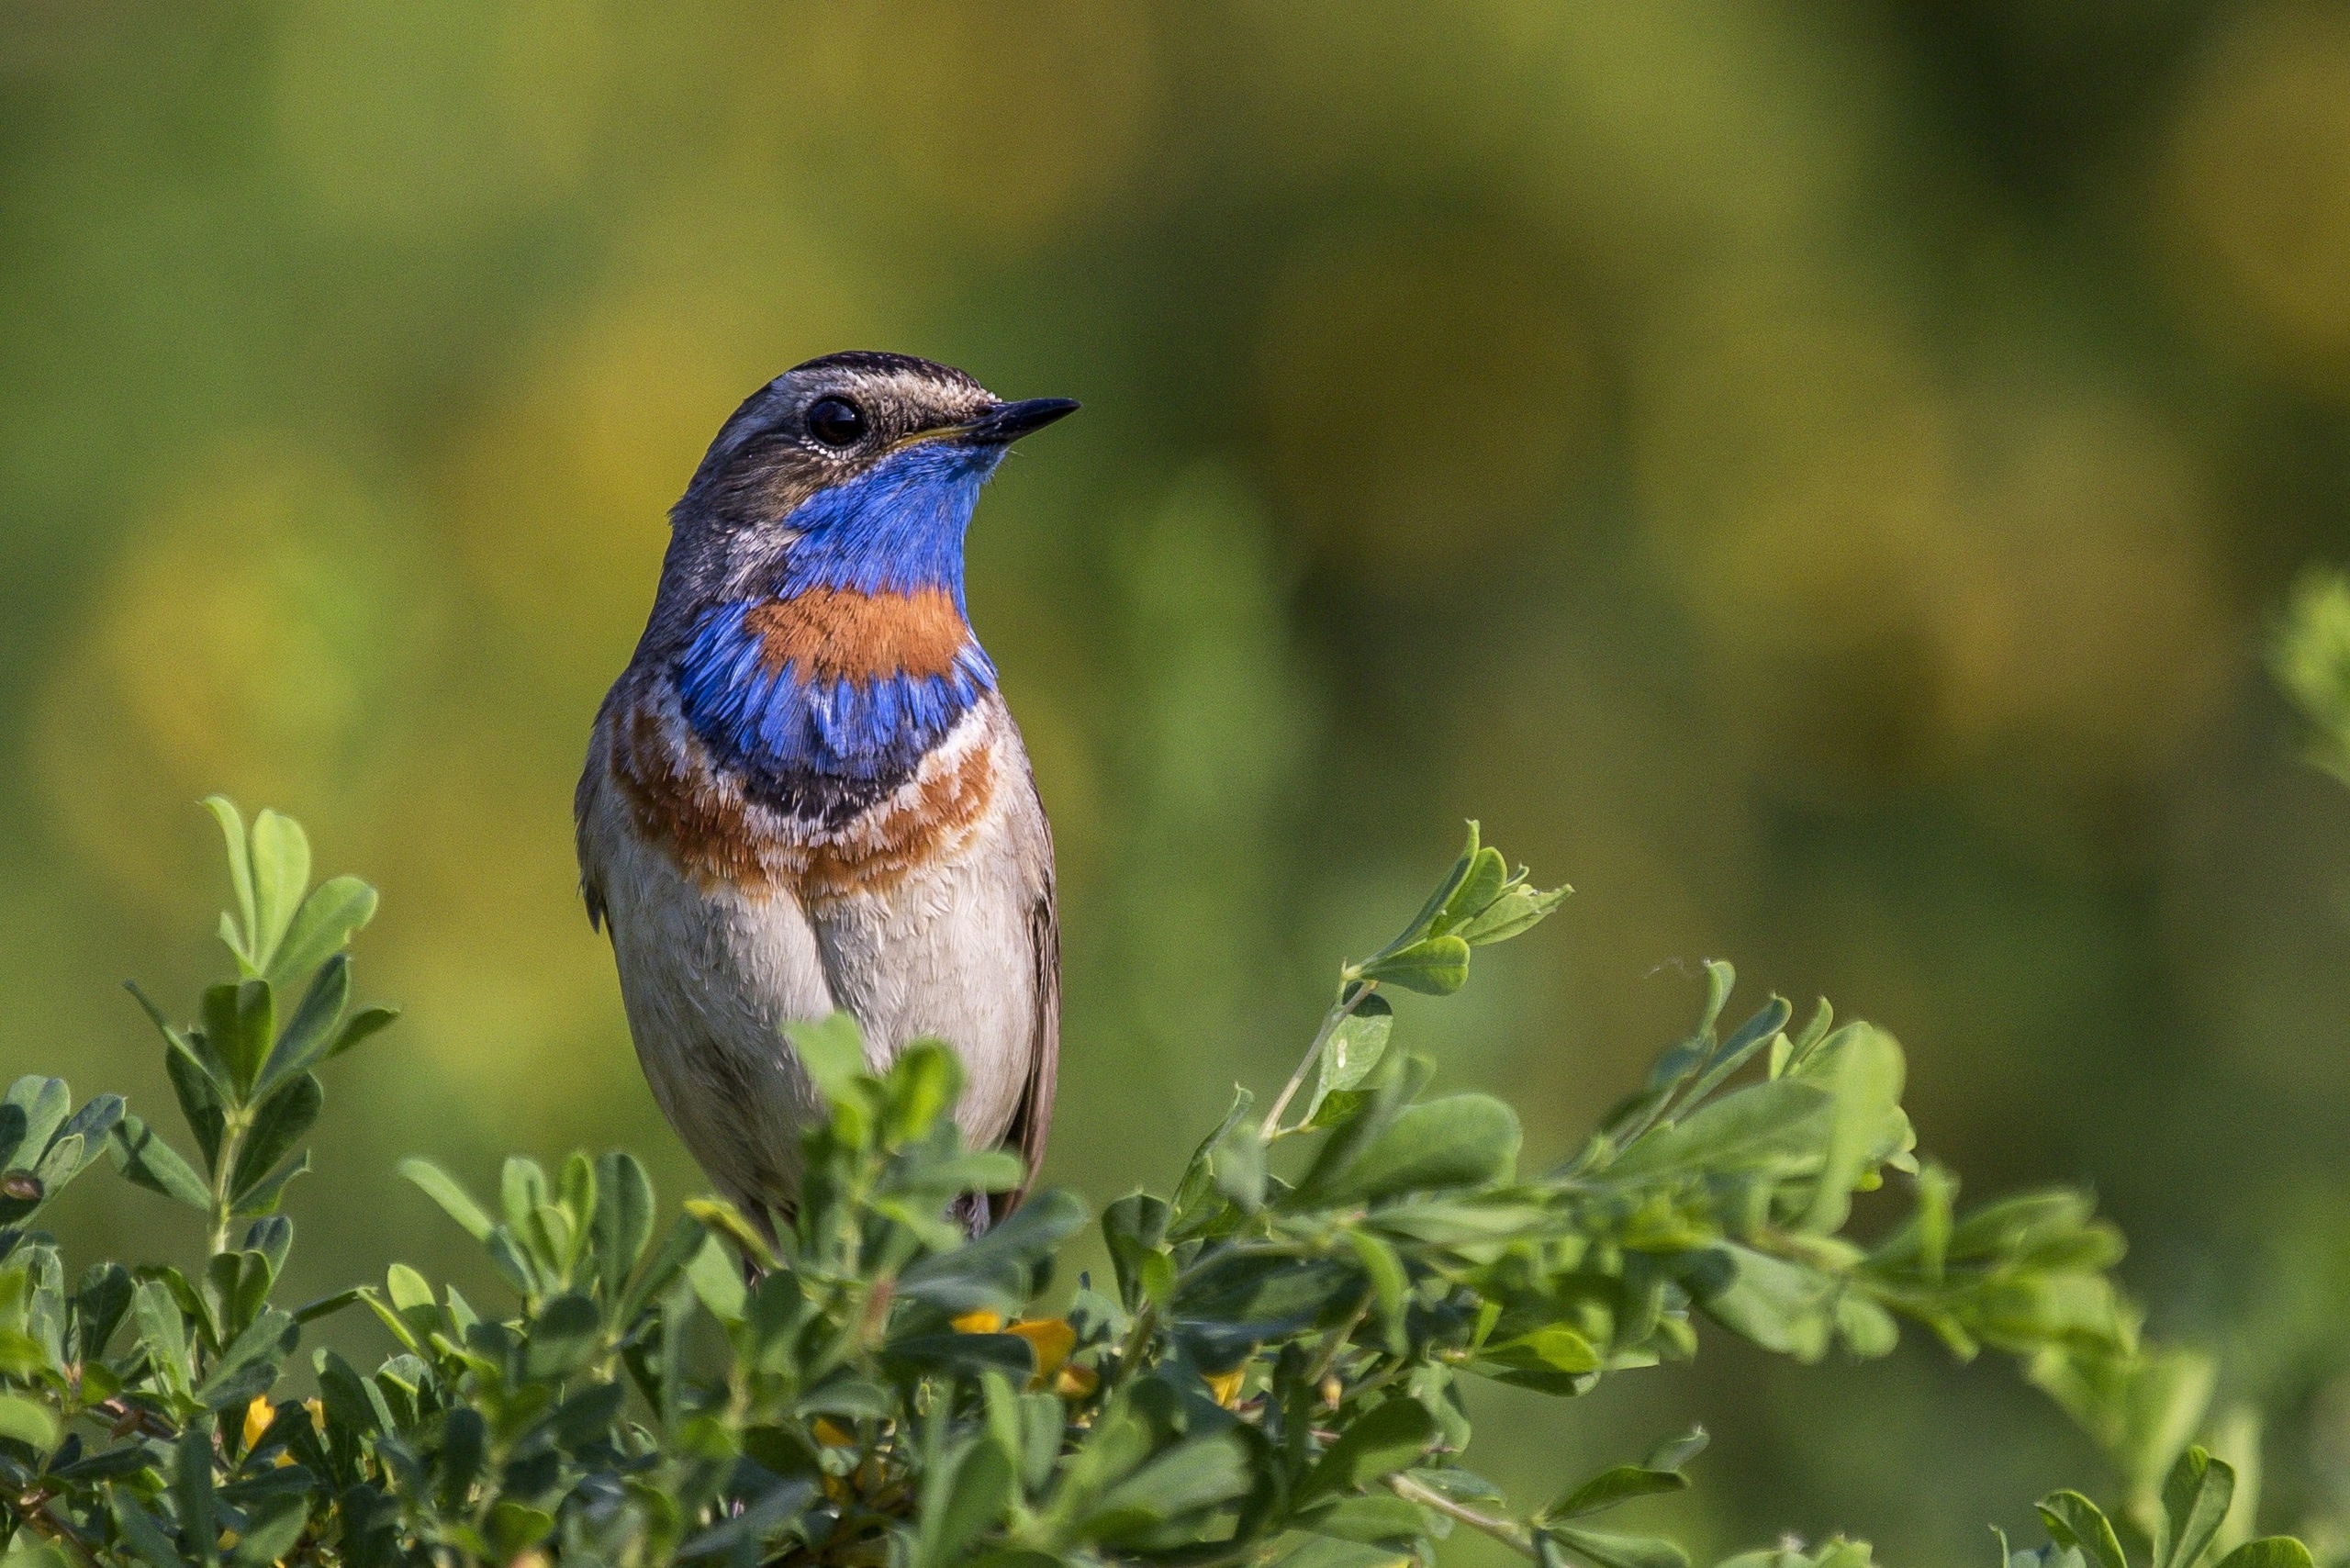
xmin=1388 ymin=1471 xmax=1537 ymax=1558
xmin=1259 ymin=982 xmax=1377 ymax=1141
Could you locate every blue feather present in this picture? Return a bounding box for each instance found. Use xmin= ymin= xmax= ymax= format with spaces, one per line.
xmin=778 ymin=438 xmax=1004 ymax=601
xmin=672 ymin=434 xmax=1011 ymax=789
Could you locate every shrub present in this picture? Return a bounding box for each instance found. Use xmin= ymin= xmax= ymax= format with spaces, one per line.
xmin=0 ymin=805 xmax=2313 ymax=1568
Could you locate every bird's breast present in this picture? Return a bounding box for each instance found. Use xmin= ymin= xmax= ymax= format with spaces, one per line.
xmin=599 ymin=674 xmax=1005 ymax=907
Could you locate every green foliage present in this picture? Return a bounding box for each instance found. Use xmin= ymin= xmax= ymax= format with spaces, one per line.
xmin=2271 ymin=568 xmax=2350 ymax=788
xmin=0 ymin=807 xmax=2314 ymax=1568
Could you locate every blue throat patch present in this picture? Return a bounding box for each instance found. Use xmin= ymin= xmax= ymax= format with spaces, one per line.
xmin=675 ymin=439 xmax=1005 ymax=798
xmin=777 ymin=438 xmax=1003 ymax=601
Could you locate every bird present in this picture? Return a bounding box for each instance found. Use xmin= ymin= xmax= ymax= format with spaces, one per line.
xmin=575 ymin=351 xmax=1074 ymax=1236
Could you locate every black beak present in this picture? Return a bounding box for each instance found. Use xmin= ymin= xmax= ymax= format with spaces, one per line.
xmin=967 ymin=397 xmax=1080 ymax=444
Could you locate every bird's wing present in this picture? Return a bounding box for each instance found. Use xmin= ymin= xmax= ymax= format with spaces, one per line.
xmin=991 ymin=875 xmax=1058 ymax=1225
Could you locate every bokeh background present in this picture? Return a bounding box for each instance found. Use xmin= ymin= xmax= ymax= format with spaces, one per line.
xmin=7 ymin=2 xmax=2350 ymax=1562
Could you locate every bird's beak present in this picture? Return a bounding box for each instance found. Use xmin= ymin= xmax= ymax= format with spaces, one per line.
xmin=964 ymin=398 xmax=1080 ymax=445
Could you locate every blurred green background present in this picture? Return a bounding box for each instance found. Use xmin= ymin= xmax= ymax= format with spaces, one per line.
xmin=7 ymin=2 xmax=2350 ymax=1562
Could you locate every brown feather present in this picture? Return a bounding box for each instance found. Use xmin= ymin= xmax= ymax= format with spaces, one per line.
xmin=990 ymin=876 xmax=1060 ymax=1226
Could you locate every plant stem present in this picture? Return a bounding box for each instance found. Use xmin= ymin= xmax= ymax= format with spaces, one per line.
xmin=1259 ymin=982 xmax=1377 ymax=1142
xmin=1300 ymin=1294 xmax=1371 ymax=1390
xmin=1110 ymin=1301 xmax=1158 ymax=1388
xmin=1388 ymin=1472 xmax=1537 ymax=1559
xmin=208 ymin=1112 xmax=249 ymax=1257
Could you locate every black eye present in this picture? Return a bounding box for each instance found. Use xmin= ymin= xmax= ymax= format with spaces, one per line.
xmin=806 ymin=396 xmax=867 ymax=448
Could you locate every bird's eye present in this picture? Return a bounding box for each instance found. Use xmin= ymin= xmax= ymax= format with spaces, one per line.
xmin=806 ymin=396 xmax=867 ymax=448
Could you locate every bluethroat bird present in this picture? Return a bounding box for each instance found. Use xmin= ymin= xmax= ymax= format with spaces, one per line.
xmin=576 ymin=352 xmax=1075 ymax=1233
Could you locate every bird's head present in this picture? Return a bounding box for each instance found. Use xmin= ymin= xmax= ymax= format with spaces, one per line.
xmin=672 ymin=351 xmax=1078 ymax=604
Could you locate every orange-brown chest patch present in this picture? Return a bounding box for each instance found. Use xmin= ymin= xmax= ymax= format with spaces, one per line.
xmin=744 ymin=587 xmax=969 ymax=685
xmin=610 ymin=694 xmax=1000 ymax=903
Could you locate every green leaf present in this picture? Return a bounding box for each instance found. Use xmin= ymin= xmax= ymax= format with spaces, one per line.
xmin=202 ymin=980 xmax=274 ymax=1102
xmin=314 ymin=1347 xmax=389 ymax=1435
xmin=229 ymin=1148 xmax=310 ymax=1217
xmin=1382 ymin=822 xmax=1482 ymax=958
xmin=265 ymin=875 xmax=377 ymax=989
xmin=1306 ymin=996 xmax=1394 ymax=1124
xmin=1684 ymin=998 xmax=1795 ymax=1106
xmin=111 ymin=1493 xmax=185 ymax=1568
xmin=136 ymin=1280 xmax=192 ymax=1400
xmin=1476 ymin=1325 xmax=1602 ymax=1394
xmin=2210 ymin=1542 xmax=2313 ymax=1568
xmin=592 ymin=1150 xmax=657 ymax=1299
xmin=397 ymin=1158 xmax=495 ymax=1241
xmin=1085 ymin=1434 xmax=1253 ymax=1540
xmin=616 ymin=1214 xmax=709 ymax=1327
xmin=74 ymin=1262 xmax=133 ymax=1361
xmin=110 ymin=1114 xmax=212 ymax=1210
xmin=1298 ymin=1093 xmax=1520 ymax=1206
xmin=196 ymin=1308 xmax=296 ymax=1404
xmin=919 ymin=1438 xmax=1017 ymax=1568
xmin=685 ymin=1235 xmax=748 ymax=1324
xmin=524 ymin=1294 xmax=602 ymax=1380
xmin=1436 ymin=845 xmax=1508 ymax=935
xmin=2028 ymin=1344 xmax=2215 ymax=1505
xmin=1546 ymin=1466 xmax=1691 ymax=1521
xmin=324 ymin=1004 xmax=398 ymax=1062
xmin=1294 ymin=1398 xmax=1438 ymax=1507
xmin=787 ymin=1013 xmax=870 ymax=1110
xmin=885 ymin=1039 xmax=962 ymax=1145
xmin=1209 ymin=1117 xmax=1267 ymax=1212
xmin=1272 ymin=1538 xmax=1416 ymax=1568
xmin=1359 ymin=935 xmax=1471 ymax=995
xmin=1346 ymin=1229 xmax=1410 ymax=1353
xmin=1798 ymin=1024 xmax=1907 ymax=1234
xmin=2 ymin=1078 xmax=69 ymax=1170
xmin=204 ymin=796 xmax=257 ymax=965
xmin=254 ymin=955 xmax=348 ymax=1098
xmin=2039 ymin=1492 xmax=2129 ymax=1568
xmin=1605 ymin=1080 xmax=1833 ymax=1182
xmin=683 ymin=1196 xmax=779 ymax=1274
xmin=247 ymin=809 xmax=311 ymax=973
xmin=385 ymin=1263 xmax=433 ymax=1315
xmin=229 ymin=1497 xmax=310 ymax=1568
xmin=173 ymin=1418 xmax=219 ymax=1566
xmin=1835 ymin=1293 xmax=1899 ymax=1359
xmin=1296 ymin=1495 xmax=1429 ymax=1545
xmin=27 ymin=1132 xmax=81 ymax=1199
xmin=0 ymin=1391 xmax=57 ymax=1451
xmin=487 ymin=1502 xmax=556 ymax=1559
xmin=2155 ymin=1447 xmax=2236 ymax=1568
xmin=1451 ymin=881 xmax=1570 ymax=946
xmin=1644 ymin=1427 xmax=1708 ymax=1472
xmin=501 ymin=1156 xmax=549 ymax=1235
xmin=1543 ymin=1525 xmax=1692 ymax=1568
xmin=229 ymin=1074 xmax=321 ymax=1202
xmin=163 ymin=1048 xmax=226 ymax=1172
xmin=1171 ymin=1090 xmax=1252 ymax=1234
xmin=1680 ymin=1245 xmax=1835 ymax=1361
xmin=293 ymin=1287 xmax=365 ymax=1324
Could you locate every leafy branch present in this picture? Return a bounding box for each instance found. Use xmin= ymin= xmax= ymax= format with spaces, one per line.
xmin=0 ymin=804 xmax=2309 ymax=1568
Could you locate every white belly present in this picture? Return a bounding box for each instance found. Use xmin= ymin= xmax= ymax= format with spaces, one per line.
xmin=579 ymin=698 xmax=1048 ymax=1215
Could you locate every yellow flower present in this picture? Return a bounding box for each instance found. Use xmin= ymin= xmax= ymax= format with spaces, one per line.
xmin=950 ymin=1309 xmax=1005 ymax=1334
xmin=1007 ymin=1318 xmax=1076 ymax=1386
xmin=1205 ymin=1368 xmax=1246 ymax=1408
xmin=1055 ymin=1363 xmax=1100 ymax=1400
xmin=242 ymin=1395 xmax=274 ymax=1451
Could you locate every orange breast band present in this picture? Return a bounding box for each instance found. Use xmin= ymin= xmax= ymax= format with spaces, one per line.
xmin=743 ymin=587 xmax=969 ymax=685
